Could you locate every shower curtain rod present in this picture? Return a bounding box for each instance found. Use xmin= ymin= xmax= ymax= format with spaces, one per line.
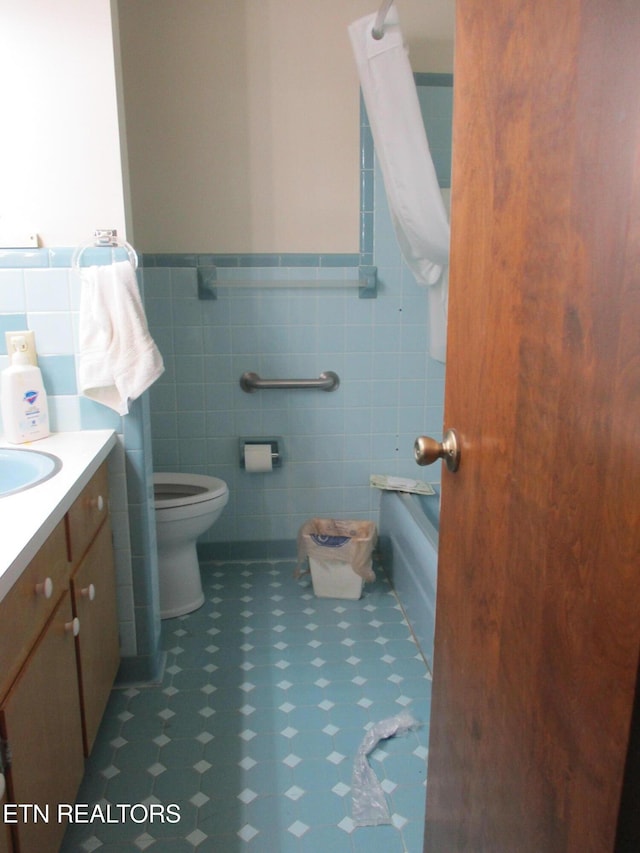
xmin=372 ymin=0 xmax=395 ymax=39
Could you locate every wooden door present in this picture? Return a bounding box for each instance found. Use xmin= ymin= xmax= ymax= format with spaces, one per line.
xmin=424 ymin=1 xmax=640 ymax=851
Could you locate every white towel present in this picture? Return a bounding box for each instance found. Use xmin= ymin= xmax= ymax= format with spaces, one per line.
xmin=78 ymin=260 xmax=164 ymax=415
xmin=348 ymin=6 xmax=450 ymax=362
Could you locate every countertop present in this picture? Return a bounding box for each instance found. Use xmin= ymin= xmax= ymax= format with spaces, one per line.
xmin=0 ymin=430 xmax=117 ymax=603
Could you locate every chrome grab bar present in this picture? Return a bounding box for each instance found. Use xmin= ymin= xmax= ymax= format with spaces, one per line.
xmin=240 ymin=371 xmax=340 ymax=393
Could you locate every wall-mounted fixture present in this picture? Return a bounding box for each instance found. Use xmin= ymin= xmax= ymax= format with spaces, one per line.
xmin=239 ymin=371 xmax=340 ymax=393
xmin=240 ymin=438 xmax=282 ymax=473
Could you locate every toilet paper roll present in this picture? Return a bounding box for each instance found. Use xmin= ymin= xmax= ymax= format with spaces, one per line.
xmin=244 ymin=444 xmax=273 ymax=473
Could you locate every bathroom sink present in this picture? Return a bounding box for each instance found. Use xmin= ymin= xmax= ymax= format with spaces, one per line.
xmin=0 ymin=447 xmax=62 ymax=498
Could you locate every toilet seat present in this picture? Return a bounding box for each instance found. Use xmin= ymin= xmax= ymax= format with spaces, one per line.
xmin=153 ymin=473 xmax=228 ymax=509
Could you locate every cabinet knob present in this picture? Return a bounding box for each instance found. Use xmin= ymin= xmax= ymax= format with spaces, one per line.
xmin=35 ymin=577 xmax=53 ymax=599
xmin=81 ymin=583 xmax=96 ymax=601
xmin=65 ymin=617 xmax=81 ymax=637
xmin=92 ymin=495 xmax=105 ymax=512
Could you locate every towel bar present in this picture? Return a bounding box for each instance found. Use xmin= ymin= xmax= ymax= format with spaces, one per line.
xmin=240 ymin=371 xmax=340 ymax=393
xmin=72 ymin=229 xmax=138 ymax=272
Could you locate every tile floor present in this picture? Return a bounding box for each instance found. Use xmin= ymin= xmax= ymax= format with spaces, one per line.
xmin=61 ymin=560 xmax=431 ymax=852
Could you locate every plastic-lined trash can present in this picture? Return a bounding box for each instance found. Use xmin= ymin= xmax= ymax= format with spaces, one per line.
xmin=296 ymin=519 xmax=377 ymax=599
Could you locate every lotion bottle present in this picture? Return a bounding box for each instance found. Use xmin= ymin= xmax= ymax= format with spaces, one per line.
xmin=1 ymin=337 xmax=50 ymax=444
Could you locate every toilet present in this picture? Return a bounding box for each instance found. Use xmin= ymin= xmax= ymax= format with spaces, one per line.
xmin=153 ymin=473 xmax=229 ymax=619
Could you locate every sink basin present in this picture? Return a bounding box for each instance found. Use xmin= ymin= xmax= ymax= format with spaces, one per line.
xmin=0 ymin=447 xmax=62 ymax=497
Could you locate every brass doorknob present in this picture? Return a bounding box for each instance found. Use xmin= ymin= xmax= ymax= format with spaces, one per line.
xmin=414 ymin=429 xmax=460 ymax=472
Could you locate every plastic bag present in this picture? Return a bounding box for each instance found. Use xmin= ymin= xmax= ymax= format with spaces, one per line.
xmin=351 ymin=712 xmax=421 ymax=826
xmin=296 ymin=518 xmax=377 ymax=582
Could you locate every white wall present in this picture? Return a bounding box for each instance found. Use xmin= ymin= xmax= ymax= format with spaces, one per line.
xmin=0 ymin=0 xmax=453 ymax=254
xmin=117 ymin=0 xmax=454 ymax=254
xmin=0 ymin=0 xmax=127 ymax=247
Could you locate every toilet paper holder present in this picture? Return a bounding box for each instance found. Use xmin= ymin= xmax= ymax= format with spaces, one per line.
xmin=240 ymin=437 xmax=282 ymax=469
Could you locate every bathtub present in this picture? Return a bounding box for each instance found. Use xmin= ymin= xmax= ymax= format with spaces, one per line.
xmin=378 ymin=489 xmax=439 ymax=671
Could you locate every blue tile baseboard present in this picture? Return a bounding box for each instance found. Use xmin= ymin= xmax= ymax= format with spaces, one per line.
xmin=116 ymin=650 xmax=168 ymax=688
xmin=197 ymin=540 xmax=298 ymax=562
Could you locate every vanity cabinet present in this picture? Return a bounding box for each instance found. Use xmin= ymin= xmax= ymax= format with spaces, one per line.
xmin=67 ymin=464 xmax=119 ymax=756
xmin=0 ymin=460 xmax=119 ymax=853
xmin=0 ymin=592 xmax=84 ymax=853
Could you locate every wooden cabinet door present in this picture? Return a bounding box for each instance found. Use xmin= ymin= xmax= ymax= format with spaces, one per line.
xmin=65 ymin=462 xmax=110 ymax=568
xmin=71 ymin=518 xmax=120 ymax=756
xmin=0 ymin=592 xmax=84 ymax=853
xmin=0 ymin=520 xmax=69 ymax=692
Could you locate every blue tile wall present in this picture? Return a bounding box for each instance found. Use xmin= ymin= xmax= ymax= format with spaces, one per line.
xmin=415 ymin=73 xmax=454 ymax=188
xmin=145 ymin=76 xmax=451 ymax=555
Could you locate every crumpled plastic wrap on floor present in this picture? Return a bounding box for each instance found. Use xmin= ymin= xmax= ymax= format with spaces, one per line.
xmin=351 ymin=711 xmax=421 ymax=826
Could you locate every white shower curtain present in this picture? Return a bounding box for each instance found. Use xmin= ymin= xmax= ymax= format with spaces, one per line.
xmin=348 ymin=5 xmax=450 ymax=362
